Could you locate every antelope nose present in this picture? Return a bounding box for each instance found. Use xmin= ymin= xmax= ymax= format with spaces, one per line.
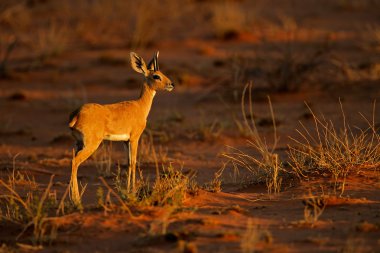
xmin=166 ymin=82 xmax=174 ymax=91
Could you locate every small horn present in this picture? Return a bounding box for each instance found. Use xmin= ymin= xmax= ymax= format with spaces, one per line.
xmin=154 ymin=51 xmax=159 ymax=71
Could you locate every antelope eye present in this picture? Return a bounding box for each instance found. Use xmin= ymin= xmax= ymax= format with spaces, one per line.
xmin=152 ymin=74 xmax=161 ymax=80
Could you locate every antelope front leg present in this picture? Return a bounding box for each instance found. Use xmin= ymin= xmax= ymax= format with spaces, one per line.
xmin=129 ymin=139 xmax=139 ymax=193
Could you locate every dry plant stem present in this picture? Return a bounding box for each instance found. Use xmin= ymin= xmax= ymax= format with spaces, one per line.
xmin=98 ymin=176 xmax=134 ymax=217
xmin=10 ymin=153 xmax=21 ymax=189
xmin=0 ymin=180 xmax=33 ymax=219
xmin=16 ymin=174 xmax=55 ymax=241
xmin=242 ymin=83 xmax=279 ymax=158
xmin=223 ymin=82 xmax=282 ymax=194
xmin=56 ymin=183 xmax=70 ymax=216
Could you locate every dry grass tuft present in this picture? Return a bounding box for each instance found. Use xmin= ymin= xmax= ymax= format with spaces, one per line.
xmin=288 ymin=101 xmax=380 ymax=195
xmin=223 ymin=83 xmax=283 ymax=194
xmin=202 ymin=167 xmax=224 ymax=193
xmin=114 ymin=163 xmax=196 ymax=208
xmin=0 ymin=175 xmax=59 ymax=245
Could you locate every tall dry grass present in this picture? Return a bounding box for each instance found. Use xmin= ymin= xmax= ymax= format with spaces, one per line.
xmin=0 ymin=174 xmax=59 ymax=245
xmin=222 ymin=82 xmax=283 ymax=194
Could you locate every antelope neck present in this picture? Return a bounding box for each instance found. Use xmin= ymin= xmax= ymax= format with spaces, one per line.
xmin=137 ymin=82 xmax=156 ymax=119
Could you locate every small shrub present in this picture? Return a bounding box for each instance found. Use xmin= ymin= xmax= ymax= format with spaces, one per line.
xmin=145 ymin=165 xmax=190 ymax=206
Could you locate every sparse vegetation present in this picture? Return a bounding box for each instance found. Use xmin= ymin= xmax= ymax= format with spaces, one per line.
xmin=288 ymin=102 xmax=380 ymax=195
xmin=202 ymin=167 xmax=223 ymax=193
xmin=113 ymin=161 xmax=197 ymax=208
xmin=223 ymin=83 xmax=284 ymax=195
xmin=0 ymin=175 xmax=59 ymax=245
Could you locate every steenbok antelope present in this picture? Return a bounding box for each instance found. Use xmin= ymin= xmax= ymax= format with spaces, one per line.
xmin=68 ymin=51 xmax=174 ymax=206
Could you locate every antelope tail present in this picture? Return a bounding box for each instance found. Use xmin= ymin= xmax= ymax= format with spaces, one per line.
xmin=69 ymin=108 xmax=80 ymax=128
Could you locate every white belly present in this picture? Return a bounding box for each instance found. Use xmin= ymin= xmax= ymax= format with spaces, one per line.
xmin=104 ymin=134 xmax=130 ymax=141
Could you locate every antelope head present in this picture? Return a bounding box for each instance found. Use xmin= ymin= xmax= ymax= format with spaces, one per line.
xmin=130 ymin=51 xmax=174 ymax=91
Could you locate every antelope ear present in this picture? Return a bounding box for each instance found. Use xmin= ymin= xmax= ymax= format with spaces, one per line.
xmin=130 ymin=52 xmax=148 ymax=75
xmin=147 ymin=51 xmax=159 ymax=71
